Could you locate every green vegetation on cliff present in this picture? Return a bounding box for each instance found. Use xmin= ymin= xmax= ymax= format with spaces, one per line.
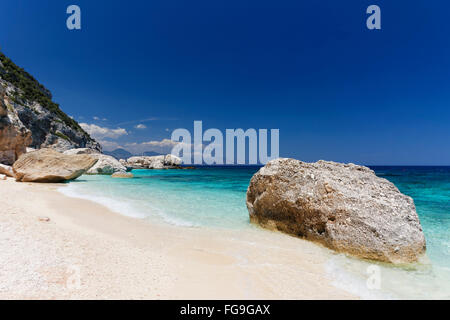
xmin=54 ymin=131 xmax=71 ymax=141
xmin=0 ymin=51 xmax=91 ymax=139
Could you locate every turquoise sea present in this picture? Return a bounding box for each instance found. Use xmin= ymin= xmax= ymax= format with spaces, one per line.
xmin=60 ymin=166 xmax=450 ymax=299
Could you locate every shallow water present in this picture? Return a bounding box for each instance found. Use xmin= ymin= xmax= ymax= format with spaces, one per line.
xmin=60 ymin=166 xmax=450 ymax=299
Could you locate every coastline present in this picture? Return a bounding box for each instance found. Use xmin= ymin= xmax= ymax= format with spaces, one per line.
xmin=0 ymin=177 xmax=355 ymax=299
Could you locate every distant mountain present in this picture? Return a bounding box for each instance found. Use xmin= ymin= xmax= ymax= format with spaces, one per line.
xmin=103 ymin=148 xmax=162 ymax=160
xmin=103 ymin=149 xmax=164 ymax=160
xmin=104 ymin=148 xmax=133 ymax=160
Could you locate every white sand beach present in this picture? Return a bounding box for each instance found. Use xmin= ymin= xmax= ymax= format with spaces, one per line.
xmin=0 ymin=177 xmax=355 ymax=299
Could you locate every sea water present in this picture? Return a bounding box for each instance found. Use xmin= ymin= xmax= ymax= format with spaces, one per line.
xmin=60 ymin=166 xmax=450 ymax=299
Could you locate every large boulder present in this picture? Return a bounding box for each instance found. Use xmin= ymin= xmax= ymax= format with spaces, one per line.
xmin=126 ymin=154 xmax=182 ymax=169
xmin=86 ymin=154 xmax=127 ymax=175
xmin=111 ymin=172 xmax=133 ymax=179
xmin=246 ymin=158 xmax=426 ymax=264
xmin=13 ymin=148 xmax=98 ymax=183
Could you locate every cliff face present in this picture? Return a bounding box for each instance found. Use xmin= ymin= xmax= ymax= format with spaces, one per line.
xmin=0 ymin=81 xmax=31 ymax=164
xmin=0 ymin=52 xmax=101 ymax=164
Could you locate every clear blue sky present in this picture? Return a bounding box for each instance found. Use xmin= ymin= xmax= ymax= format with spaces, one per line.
xmin=1 ymin=0 xmax=449 ymax=165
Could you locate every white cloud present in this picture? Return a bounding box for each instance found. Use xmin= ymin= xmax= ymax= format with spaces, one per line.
xmin=116 ymin=117 xmax=159 ymax=126
xmin=124 ymin=139 xmax=180 ymax=154
xmin=98 ymin=136 xmax=205 ymax=158
xmin=93 ymin=116 xmax=107 ymax=121
xmin=134 ymin=124 xmax=147 ymax=129
xmin=123 ymin=139 xmax=203 ymax=156
xmin=98 ymin=139 xmax=177 ymax=154
xmin=98 ymin=140 xmax=122 ymax=151
xmin=80 ymin=123 xmax=128 ymax=140
xmin=141 ymin=138 xmax=178 ymax=147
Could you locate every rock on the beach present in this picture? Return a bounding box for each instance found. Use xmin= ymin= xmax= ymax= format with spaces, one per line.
xmin=13 ymin=148 xmax=98 ymax=183
xmin=0 ymin=163 xmax=14 ymax=177
xmin=246 ymin=158 xmax=426 ymax=264
xmin=0 ymin=174 xmax=6 ymax=180
xmin=111 ymin=172 xmax=134 ymax=178
xmin=86 ymin=154 xmax=127 ymax=175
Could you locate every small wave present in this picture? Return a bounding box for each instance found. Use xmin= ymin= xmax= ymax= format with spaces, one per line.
xmin=161 ymin=215 xmax=199 ymax=227
xmin=57 ymin=184 xmax=198 ymax=227
xmin=58 ymin=184 xmax=148 ymax=219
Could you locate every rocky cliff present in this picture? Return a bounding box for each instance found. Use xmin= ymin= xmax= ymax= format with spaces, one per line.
xmin=0 ymin=77 xmax=31 ymax=164
xmin=0 ymin=52 xmax=100 ymax=165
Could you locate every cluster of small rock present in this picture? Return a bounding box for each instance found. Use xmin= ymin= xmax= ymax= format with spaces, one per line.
xmin=121 ymin=154 xmax=182 ymax=169
xmin=63 ymin=148 xmax=129 ymax=175
xmin=0 ymin=147 xmax=184 ymax=182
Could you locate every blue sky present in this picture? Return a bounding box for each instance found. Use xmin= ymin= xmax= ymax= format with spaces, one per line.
xmin=1 ymin=0 xmax=449 ymax=165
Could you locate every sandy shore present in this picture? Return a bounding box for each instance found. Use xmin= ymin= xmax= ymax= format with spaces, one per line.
xmin=0 ymin=177 xmax=354 ymax=299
